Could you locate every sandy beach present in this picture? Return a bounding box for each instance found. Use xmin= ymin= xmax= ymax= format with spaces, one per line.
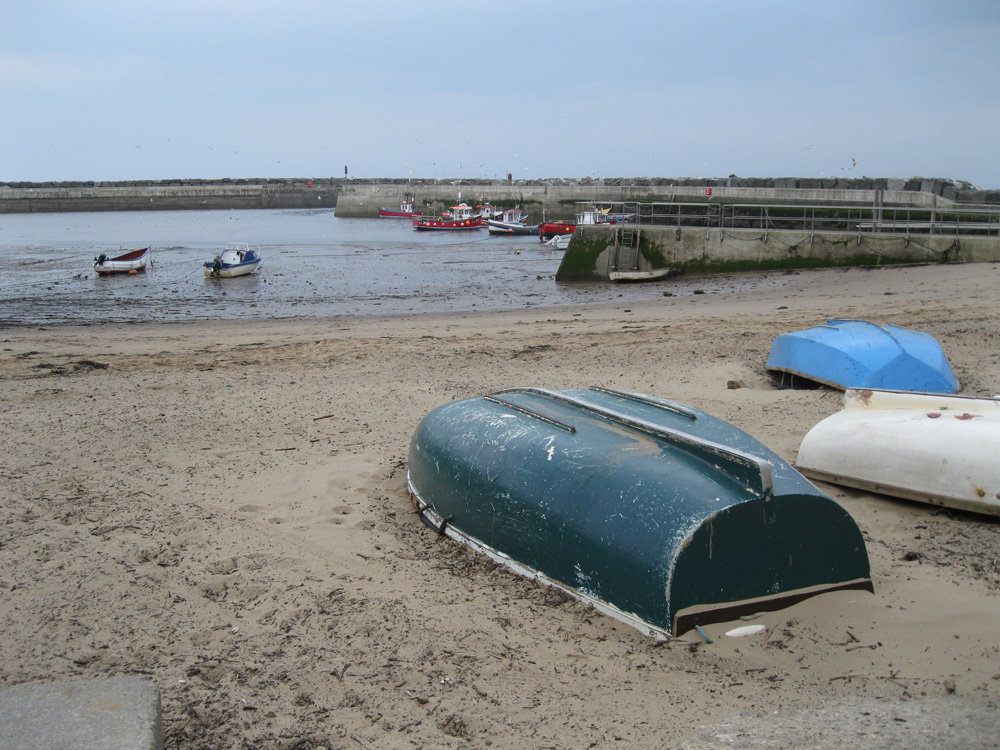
xmin=1 ymin=262 xmax=999 ymax=749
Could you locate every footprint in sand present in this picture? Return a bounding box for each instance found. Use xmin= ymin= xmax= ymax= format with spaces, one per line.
xmin=327 ymin=506 xmax=353 ymax=524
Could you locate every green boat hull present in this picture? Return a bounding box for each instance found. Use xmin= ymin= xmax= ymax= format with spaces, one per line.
xmin=408 ymin=387 xmax=872 ymax=637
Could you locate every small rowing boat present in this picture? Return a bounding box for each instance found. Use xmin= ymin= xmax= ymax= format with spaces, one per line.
xmin=609 ymin=268 xmax=673 ymax=282
xmin=93 ymin=247 xmax=149 ymax=275
xmin=797 ymin=388 xmax=1000 ymax=516
xmin=409 ymin=387 xmax=872 ymax=637
xmin=767 ymin=319 xmax=959 ymax=393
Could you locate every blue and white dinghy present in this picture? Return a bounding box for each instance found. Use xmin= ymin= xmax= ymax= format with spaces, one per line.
xmin=204 ymin=243 xmax=262 ymax=278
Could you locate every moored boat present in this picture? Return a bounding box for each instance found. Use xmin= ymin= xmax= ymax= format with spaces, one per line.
xmin=609 ymin=268 xmax=673 ymax=282
xmin=476 ymin=202 xmax=500 ymax=221
xmin=797 ymin=388 xmax=1000 ymax=516
xmin=204 ymin=243 xmax=262 ymax=278
xmin=538 ymin=221 xmax=576 ymax=240
xmin=378 ymin=193 xmax=423 ymax=218
xmin=487 ymin=207 xmax=537 ymax=235
xmin=93 ymin=247 xmax=150 ymax=275
xmin=408 ymin=386 xmax=872 ymax=637
xmin=576 ymin=202 xmax=634 ymax=226
xmin=544 ymin=234 xmax=571 ymax=250
xmin=412 ymin=202 xmax=485 ymax=230
xmin=766 ymin=319 xmax=959 ymax=393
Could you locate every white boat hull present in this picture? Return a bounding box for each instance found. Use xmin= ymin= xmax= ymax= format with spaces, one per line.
xmin=797 ymin=388 xmax=1000 ymax=516
xmin=203 ymin=260 xmax=261 ymax=278
xmin=609 ymin=269 xmax=672 ymax=283
xmin=204 ymin=244 xmax=262 ymax=277
xmin=93 ymin=248 xmax=149 ymax=275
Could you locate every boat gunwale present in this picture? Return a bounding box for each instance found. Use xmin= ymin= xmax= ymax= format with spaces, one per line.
xmin=491 ymin=386 xmax=775 ymax=499
xmin=798 ymin=465 xmax=1000 ymax=517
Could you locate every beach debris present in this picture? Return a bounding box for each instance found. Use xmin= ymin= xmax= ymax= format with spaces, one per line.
xmin=725 ymin=624 xmax=767 ymax=638
xmin=727 ymin=380 xmax=745 ymax=389
xmin=695 ymin=624 xmax=714 ymax=644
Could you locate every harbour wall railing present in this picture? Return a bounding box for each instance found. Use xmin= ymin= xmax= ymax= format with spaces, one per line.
xmin=598 ymin=200 xmax=1000 ymax=238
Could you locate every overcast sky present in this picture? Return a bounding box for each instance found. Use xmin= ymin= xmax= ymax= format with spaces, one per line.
xmin=2 ymin=1 xmax=998 ymax=187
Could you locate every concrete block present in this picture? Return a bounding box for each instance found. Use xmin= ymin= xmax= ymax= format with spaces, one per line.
xmin=0 ymin=676 xmax=162 ymax=750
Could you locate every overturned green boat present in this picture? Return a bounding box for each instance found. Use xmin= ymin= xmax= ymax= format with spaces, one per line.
xmin=408 ymin=387 xmax=872 ymax=638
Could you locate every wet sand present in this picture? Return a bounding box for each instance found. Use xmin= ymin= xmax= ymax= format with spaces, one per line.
xmin=1 ymin=262 xmax=998 ymax=748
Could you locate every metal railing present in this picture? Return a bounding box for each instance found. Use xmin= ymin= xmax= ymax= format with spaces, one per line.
xmin=578 ymin=201 xmax=1000 ymax=238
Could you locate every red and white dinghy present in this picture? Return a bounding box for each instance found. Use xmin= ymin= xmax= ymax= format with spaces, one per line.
xmin=93 ymin=247 xmax=150 ymax=275
xmin=412 ymin=203 xmax=484 ymax=230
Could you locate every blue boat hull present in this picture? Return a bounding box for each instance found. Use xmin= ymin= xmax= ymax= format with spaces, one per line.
xmin=766 ymin=319 xmax=959 ymax=393
xmin=408 ymin=387 xmax=872 ymax=637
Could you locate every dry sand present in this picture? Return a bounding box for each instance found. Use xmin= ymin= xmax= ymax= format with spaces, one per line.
xmin=1 ymin=262 xmax=998 ymax=749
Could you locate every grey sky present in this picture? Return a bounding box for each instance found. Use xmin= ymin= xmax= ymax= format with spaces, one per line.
xmin=2 ymin=0 xmax=998 ymax=187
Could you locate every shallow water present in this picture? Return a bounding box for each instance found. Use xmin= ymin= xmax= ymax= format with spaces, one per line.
xmin=0 ymin=208 xmax=777 ymax=326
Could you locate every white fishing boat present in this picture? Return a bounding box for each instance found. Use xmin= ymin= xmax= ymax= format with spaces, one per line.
xmin=796 ymin=388 xmax=1000 ymax=516
xmin=486 ymin=207 xmax=536 ymax=235
xmin=204 ymin=243 xmax=262 ymax=278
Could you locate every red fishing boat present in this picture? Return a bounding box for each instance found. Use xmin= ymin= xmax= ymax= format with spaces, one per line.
xmin=378 ymin=193 xmax=423 ymax=218
xmin=538 ymin=221 xmax=576 ymax=240
xmin=413 ymin=203 xmax=485 ymax=231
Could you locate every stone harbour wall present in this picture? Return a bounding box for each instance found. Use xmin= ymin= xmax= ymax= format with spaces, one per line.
xmin=556 ymin=225 xmax=1000 ymax=281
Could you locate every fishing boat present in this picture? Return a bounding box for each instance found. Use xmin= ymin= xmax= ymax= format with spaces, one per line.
xmin=576 ymin=202 xmax=634 ymax=225
xmin=487 ymin=207 xmax=537 ymax=235
xmin=93 ymin=247 xmax=150 ymax=275
xmin=797 ymin=388 xmax=1000 ymax=517
xmin=412 ymin=203 xmax=485 ymax=231
xmin=766 ymin=319 xmax=959 ymax=393
xmin=538 ymin=221 xmax=575 ymax=240
xmin=204 ymin=243 xmax=262 ymax=278
xmin=408 ymin=387 xmax=872 ymax=638
xmin=476 ymin=202 xmax=500 ymax=221
xmin=378 ymin=193 xmax=423 ymax=218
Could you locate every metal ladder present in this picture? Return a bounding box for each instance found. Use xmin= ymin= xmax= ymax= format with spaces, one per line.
xmin=614 ymin=223 xmax=641 ymax=271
